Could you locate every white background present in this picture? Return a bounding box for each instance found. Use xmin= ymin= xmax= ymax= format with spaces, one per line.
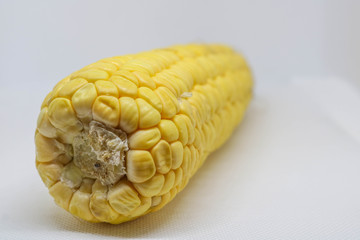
xmin=1 ymin=0 xmax=360 ymax=239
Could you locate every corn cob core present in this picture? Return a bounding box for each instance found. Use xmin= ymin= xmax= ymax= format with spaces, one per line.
xmin=35 ymin=44 xmax=253 ymax=224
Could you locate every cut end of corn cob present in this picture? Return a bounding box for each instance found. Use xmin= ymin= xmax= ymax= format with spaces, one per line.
xmin=35 ymin=44 xmax=253 ymax=224
xmin=72 ymin=121 xmax=128 ymax=186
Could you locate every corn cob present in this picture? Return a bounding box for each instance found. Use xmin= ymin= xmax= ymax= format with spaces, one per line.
xmin=35 ymin=44 xmax=253 ymax=224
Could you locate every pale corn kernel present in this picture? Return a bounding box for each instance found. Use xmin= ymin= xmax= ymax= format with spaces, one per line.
xmin=72 ymin=83 xmax=97 ymax=120
xmin=92 ymin=96 xmax=120 ymax=127
xmin=138 ymin=87 xmax=162 ymax=112
xmin=92 ymin=179 xmax=106 ymax=192
xmin=112 ymin=69 xmax=139 ymax=86
xmin=61 ymin=162 xmax=83 ymax=188
xmin=133 ymin=71 xmax=156 ymax=89
xmin=71 ymin=69 xmax=109 ymax=82
xmin=130 ymin=196 xmax=151 ymax=217
xmin=158 ymin=119 xmax=179 ymax=142
xmin=90 ymin=191 xmax=119 ymax=222
xmin=37 ymin=162 xmax=62 ymax=187
xmin=49 ymin=182 xmax=74 ymax=210
xmin=57 ymin=78 xmax=88 ymax=98
xmin=48 ymin=97 xmax=82 ymax=132
xmin=94 ymin=80 xmax=119 ymax=97
xmin=136 ymin=98 xmax=161 ymax=128
xmin=173 ymin=167 xmax=183 ymax=187
xmin=110 ymin=76 xmax=138 ymax=98
xmin=119 ymin=97 xmax=138 ymax=133
xmin=151 ymin=192 xmax=171 ymax=212
xmin=170 ymin=141 xmax=183 ymax=169
xmin=126 ymin=150 xmax=156 ymax=183
xmin=37 ymin=108 xmax=57 ymax=138
xmin=108 ymin=181 xmax=141 ymax=215
xmin=128 ymin=128 xmax=161 ymax=150
xmin=157 ymin=171 xmax=175 ymax=196
xmin=151 ymin=140 xmax=172 ymax=174
xmin=151 ymin=196 xmax=162 ymax=207
xmin=35 ymin=133 xmax=67 ymax=162
xmin=173 ymin=115 xmax=188 ymax=146
xmin=69 ymin=190 xmax=98 ymax=222
xmin=54 ymin=153 xmax=72 ymax=165
xmin=154 ymin=87 xmax=179 ymax=119
xmin=56 ymin=131 xmax=76 ymax=145
xmin=133 ymin=173 xmax=165 ymax=197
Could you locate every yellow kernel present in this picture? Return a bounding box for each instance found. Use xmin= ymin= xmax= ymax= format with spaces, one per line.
xmin=138 ymin=87 xmax=162 ymax=112
xmin=108 ymin=181 xmax=141 ymax=215
xmin=37 ymin=108 xmax=57 ymax=138
xmin=157 ymin=171 xmax=175 ymax=196
xmin=92 ymin=96 xmax=120 ymax=127
xmin=94 ymin=80 xmax=119 ymax=97
xmin=126 ymin=150 xmax=156 ymax=183
xmin=37 ymin=162 xmax=62 ymax=188
xmin=151 ymin=192 xmax=171 ymax=212
xmin=158 ymin=120 xmax=179 ymax=142
xmin=181 ymin=146 xmax=191 ymax=177
xmin=90 ymin=191 xmax=119 ymax=222
xmin=173 ymin=115 xmax=188 ymax=145
xmin=112 ymin=69 xmax=139 ymax=86
xmin=136 ymin=98 xmax=161 ymax=129
xmin=71 ymin=69 xmax=109 ymax=82
xmin=128 ymin=128 xmax=161 ymax=150
xmin=173 ymin=167 xmax=183 ymax=187
xmin=179 ymin=99 xmax=195 ymax=126
xmin=85 ymin=61 xmax=118 ymax=73
xmin=69 ymin=190 xmax=98 ymax=222
xmin=133 ymin=71 xmax=156 ymax=89
xmin=193 ymin=128 xmax=202 ymax=150
xmin=154 ymin=87 xmax=179 ymax=119
xmin=130 ymin=196 xmax=151 ymax=217
xmin=49 ymin=182 xmax=74 ymax=210
xmin=57 ymin=78 xmax=88 ymax=98
xmin=182 ymin=114 xmax=195 ymax=144
xmin=110 ymin=76 xmax=138 ymax=98
xmin=48 ymin=97 xmax=81 ymax=132
xmin=151 ymin=140 xmax=172 ymax=174
xmin=119 ymin=97 xmax=138 ymax=133
xmin=72 ymin=83 xmax=98 ymax=120
xmin=35 ymin=133 xmax=66 ymax=163
xmin=133 ymin=173 xmax=165 ymax=197
xmin=170 ymin=141 xmax=183 ymax=169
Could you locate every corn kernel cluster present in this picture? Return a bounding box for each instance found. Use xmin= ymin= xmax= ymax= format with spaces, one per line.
xmin=35 ymin=44 xmax=253 ymax=224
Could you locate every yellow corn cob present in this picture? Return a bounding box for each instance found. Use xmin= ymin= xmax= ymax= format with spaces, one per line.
xmin=35 ymin=44 xmax=253 ymax=224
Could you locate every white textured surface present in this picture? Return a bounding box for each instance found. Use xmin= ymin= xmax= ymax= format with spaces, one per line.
xmin=0 ymin=78 xmax=360 ymax=239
